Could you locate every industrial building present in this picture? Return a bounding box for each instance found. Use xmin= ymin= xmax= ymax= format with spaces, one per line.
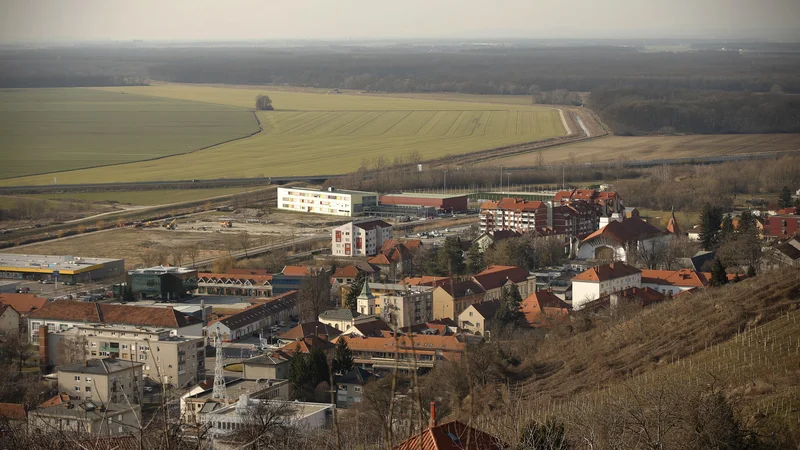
xmin=277 ymin=187 xmax=378 ymax=217
xmin=0 ymin=253 xmax=125 ymax=284
xmin=379 ymin=193 xmax=469 ymax=213
xmin=127 ymin=266 xmax=198 ymax=300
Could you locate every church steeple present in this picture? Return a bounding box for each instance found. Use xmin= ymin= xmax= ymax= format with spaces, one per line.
xmin=357 ymin=278 xmax=373 ymax=299
xmin=667 ymin=207 xmax=681 ymax=235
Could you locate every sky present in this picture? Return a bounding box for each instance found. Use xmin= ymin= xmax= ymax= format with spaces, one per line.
xmin=1 ymin=0 xmax=798 ymax=42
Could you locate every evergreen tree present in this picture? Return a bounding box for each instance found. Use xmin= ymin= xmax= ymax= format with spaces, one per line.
xmin=466 ymin=242 xmax=485 ymax=274
xmin=699 ymin=204 xmax=724 ymax=251
xmin=495 ymin=285 xmax=523 ymax=327
xmin=437 ymin=236 xmax=466 ymax=275
xmin=737 ymin=210 xmax=757 ymax=234
xmin=288 ymin=348 xmax=330 ymax=401
xmin=778 ymin=186 xmax=793 ymax=209
xmin=710 ymin=258 xmax=728 ymax=287
xmin=344 ymin=271 xmax=366 ymax=311
xmin=332 ymin=339 xmax=354 ymax=375
xmin=720 ymin=215 xmax=734 ymax=244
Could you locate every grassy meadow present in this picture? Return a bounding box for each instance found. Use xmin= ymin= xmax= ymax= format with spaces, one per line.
xmin=3 ymin=84 xmax=566 ymax=185
xmin=23 ymin=187 xmax=256 ymax=206
xmin=0 ymin=88 xmax=259 ymax=180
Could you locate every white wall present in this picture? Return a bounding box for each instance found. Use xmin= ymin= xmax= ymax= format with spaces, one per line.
xmin=572 ymin=281 xmax=600 ymax=310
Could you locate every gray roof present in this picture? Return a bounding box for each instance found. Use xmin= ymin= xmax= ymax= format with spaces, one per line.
xmin=336 ymin=367 xmax=376 ymax=386
xmin=319 ymin=308 xmax=361 ymax=322
xmin=244 ymin=352 xmax=289 ymax=367
xmin=33 ymin=401 xmax=136 ymax=419
xmin=469 ymin=300 xmax=502 ymax=319
xmin=58 ymin=358 xmax=143 ymax=375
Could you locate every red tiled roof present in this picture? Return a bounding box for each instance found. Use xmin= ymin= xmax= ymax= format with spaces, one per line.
xmin=582 ymin=217 xmax=664 ymax=244
xmin=437 ymin=280 xmax=486 ymax=298
xmin=27 ymin=300 xmax=201 ymax=329
xmin=0 ymin=402 xmax=26 ymax=421
xmin=403 ymin=276 xmax=451 ymax=287
xmin=641 ymin=269 xmax=710 ymax=288
xmin=281 ymin=266 xmax=321 ymax=276
xmin=39 ymin=393 xmax=70 ymax=408
xmin=0 ymin=293 xmax=48 ymax=314
xmin=473 ymin=265 xmax=530 ymax=291
xmin=573 ymin=262 xmax=641 ymax=282
xmin=279 ymin=336 xmax=335 ymax=355
xmin=344 ymin=318 xmax=391 ymax=337
xmin=395 ymin=420 xmax=505 ymax=450
xmin=520 ymin=291 xmax=571 ymax=326
xmin=333 ymin=266 xmax=360 ymax=278
xmin=368 ymin=254 xmax=392 ymax=265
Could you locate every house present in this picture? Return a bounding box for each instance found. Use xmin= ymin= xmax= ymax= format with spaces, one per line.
xmin=28 ymin=397 xmax=140 ymax=437
xmin=402 ymin=276 xmax=451 ymax=288
xmin=46 ymin=324 xmax=205 ymax=388
xmin=0 ymin=293 xmax=47 ymax=315
xmin=519 ymin=290 xmax=571 ymax=327
xmin=432 ymin=280 xmax=486 ymax=321
xmin=319 ymin=308 xmax=362 ymax=332
xmin=195 ymin=272 xmax=272 ymax=297
xmin=277 ymin=320 xmax=341 ymax=345
xmin=0 ymin=304 xmax=20 ymax=336
xmin=277 ymin=186 xmax=378 ymax=216
xmin=571 ymin=262 xmax=642 ymax=310
xmin=395 ymin=403 xmax=505 ymax=450
xmin=458 ymin=300 xmax=501 ymax=337
xmin=27 ymin=300 xmax=203 ymax=343
xmin=332 ymin=264 xmax=377 ymax=285
xmin=577 ymin=217 xmax=670 ymax=262
xmin=763 ymin=214 xmax=800 ymax=240
xmin=763 ymin=237 xmax=800 ymax=269
xmin=206 ymin=291 xmax=297 ymax=342
xmin=687 ymin=225 xmax=703 ymax=241
xmin=271 ymin=266 xmax=326 ymax=295
xmin=624 ymin=207 xmax=640 ymax=219
xmin=57 ymin=358 xmax=144 ymax=405
xmin=335 ymin=367 xmax=377 ymax=408
xmin=0 ymin=402 xmax=27 ymax=434
xmin=553 ymin=189 xmax=624 ymax=215
xmin=242 ymin=352 xmax=291 ymax=380
xmin=368 ymin=241 xmax=418 ymax=282
xmin=337 ymin=333 xmax=466 ymax=373
xmin=355 ymin=280 xmax=434 ymax=328
xmin=641 ymin=269 xmax=712 ymax=296
xmin=473 ymin=230 xmax=523 ymax=253
xmin=339 ymin=317 xmax=392 ymax=338
xmin=581 ymin=287 xmax=666 ymax=314
xmin=472 ymin=265 xmax=536 ymax=301
xmin=279 ymin=336 xmax=335 ymax=357
xmin=332 ymin=220 xmax=393 ymax=257
xmin=479 ymin=198 xmax=548 ymax=234
xmin=180 ymin=379 xmax=290 ymax=426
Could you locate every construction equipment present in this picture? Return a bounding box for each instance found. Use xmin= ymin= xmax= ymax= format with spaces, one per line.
xmin=219 ymin=220 xmax=232 ymax=228
xmin=163 ymin=219 xmax=177 ymax=230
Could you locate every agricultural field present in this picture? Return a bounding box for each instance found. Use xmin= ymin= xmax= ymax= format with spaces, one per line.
xmin=2 ymin=84 xmax=567 ymax=185
xmin=0 ymin=88 xmax=258 ymax=180
xmin=24 ymin=187 xmax=258 ymax=206
xmin=480 ymin=134 xmax=800 ymax=167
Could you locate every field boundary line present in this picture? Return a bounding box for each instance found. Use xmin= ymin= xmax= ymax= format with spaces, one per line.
xmin=558 ymin=109 xmax=572 ymax=135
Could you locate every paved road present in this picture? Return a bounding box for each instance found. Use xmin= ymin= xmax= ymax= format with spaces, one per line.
xmin=192 ymin=233 xmax=328 ymax=268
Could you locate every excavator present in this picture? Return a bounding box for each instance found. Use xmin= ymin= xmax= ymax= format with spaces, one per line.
xmin=163 ymin=219 xmax=177 ymax=230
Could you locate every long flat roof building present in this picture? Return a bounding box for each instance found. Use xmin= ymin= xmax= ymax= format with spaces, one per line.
xmin=379 ymin=192 xmax=468 ymax=212
xmin=277 ymin=187 xmax=378 ymax=216
xmin=0 ymin=253 xmax=124 ymax=283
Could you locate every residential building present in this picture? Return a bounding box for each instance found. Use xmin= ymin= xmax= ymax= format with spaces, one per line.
xmin=763 ymin=214 xmax=800 ymax=240
xmin=401 ymin=276 xmax=451 ymax=288
xmin=553 ymin=189 xmax=624 ymax=216
xmin=379 ymin=193 xmax=468 ymax=213
xmin=127 ymin=266 xmax=198 ymax=300
xmin=395 ymin=403 xmax=505 ymax=450
xmin=279 ymin=336 xmax=335 ymax=357
xmin=332 ymin=263 xmax=377 ymax=285
xmin=355 ymin=281 xmax=434 ymax=328
xmin=571 ymin=262 xmax=642 ymax=310
xmin=206 ymin=291 xmax=297 ymax=342
xmin=641 ymin=269 xmax=713 ymax=296
xmin=479 ymin=198 xmax=547 ymax=234
xmin=335 ymin=367 xmax=377 ymax=408
xmin=432 ymin=281 xmax=486 ymax=321
xmin=271 ymin=266 xmax=325 ymax=295
xmin=332 ymin=220 xmax=393 ymax=257
xmin=28 ymin=300 xmax=203 ymax=343
xmin=277 ymin=186 xmax=378 ymax=217
xmin=277 ymin=320 xmax=341 ymax=345
xmin=195 ymin=272 xmax=272 ymax=297
xmin=339 ymin=317 xmax=392 ymax=338
xmin=458 ymin=300 xmax=501 ymax=337
xmin=581 ymin=287 xmax=667 ymax=314
xmin=29 ymin=396 xmax=140 ymax=437
xmin=0 ymin=304 xmax=19 ymax=335
xmin=577 ymin=217 xmax=669 ymax=262
xmin=242 ymin=352 xmax=291 ymax=380
xmin=473 ymin=265 xmax=536 ymax=301
xmin=180 ymin=379 xmax=291 ymax=426
xmin=519 ymin=291 xmax=571 ymax=327
xmin=549 ymin=200 xmax=598 ymax=238
xmin=319 ymin=308 xmax=362 ymax=332
xmin=368 ymin=239 xmax=421 ymax=281
xmin=46 ymin=324 xmax=205 ymax=388
xmin=763 ymin=237 xmax=800 ymax=269
xmin=337 ymin=333 xmax=466 ymax=372
xmin=0 ymin=293 xmax=47 ymax=315
xmin=0 ymin=253 xmax=124 ymax=284
xmin=57 ymin=358 xmax=144 ymax=405
xmin=473 ymin=230 xmax=522 ymax=252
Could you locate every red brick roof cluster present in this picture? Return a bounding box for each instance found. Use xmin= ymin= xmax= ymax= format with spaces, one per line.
xmin=394 ymin=420 xmax=505 ymax=450
xmin=582 ymin=217 xmax=664 ymax=244
xmin=28 ymin=300 xmax=200 ymax=328
xmin=0 ymin=293 xmax=48 ymax=314
xmin=520 ymin=290 xmax=571 ymax=327
xmin=573 ymin=262 xmax=641 ymax=282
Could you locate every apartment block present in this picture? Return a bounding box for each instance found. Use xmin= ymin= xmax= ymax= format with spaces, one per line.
xmin=56 ymin=358 xmax=144 ymax=405
xmin=332 ymin=220 xmax=393 ymax=257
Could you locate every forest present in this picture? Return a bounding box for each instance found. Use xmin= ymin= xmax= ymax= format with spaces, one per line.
xmin=2 ymin=43 xmax=799 ymax=134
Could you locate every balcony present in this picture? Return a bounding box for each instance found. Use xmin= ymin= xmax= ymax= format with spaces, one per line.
xmin=99 ymin=345 xmax=120 ymax=353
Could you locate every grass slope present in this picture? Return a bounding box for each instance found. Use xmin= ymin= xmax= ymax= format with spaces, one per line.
xmin=3 ymin=84 xmax=565 ymax=185
xmin=24 ymin=187 xmax=255 ymax=206
xmin=0 ymin=88 xmax=258 ymax=180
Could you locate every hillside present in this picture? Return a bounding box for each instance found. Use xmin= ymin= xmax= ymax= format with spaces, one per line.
xmin=443 ymin=268 xmax=800 ymax=448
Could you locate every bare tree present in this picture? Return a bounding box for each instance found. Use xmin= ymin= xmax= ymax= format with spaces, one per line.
xmin=185 ymin=243 xmax=200 ymax=268
xmin=54 ymin=335 xmax=88 ymax=366
xmin=237 ymin=230 xmax=251 ymax=258
xmin=297 ymin=271 xmax=332 ymax=321
xmin=170 ymin=245 xmax=185 ymax=267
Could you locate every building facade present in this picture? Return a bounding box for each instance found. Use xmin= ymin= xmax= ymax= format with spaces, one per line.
xmin=355 ymin=281 xmax=434 ymax=328
xmin=29 ymin=400 xmax=140 ymax=437
xmin=0 ymin=253 xmax=124 ymax=284
xmin=57 ymin=358 xmax=144 ymax=405
xmin=479 ymin=198 xmax=547 ymax=234
xmin=763 ymin=214 xmax=800 ymax=240
xmin=472 ymin=265 xmax=537 ymax=301
xmin=332 ymin=220 xmax=393 ymax=257
xmin=432 ymin=280 xmax=486 ymax=321
xmin=379 ymin=193 xmax=468 ymax=213
xmin=206 ymin=292 xmax=297 ymax=342
xmin=572 ymin=263 xmax=642 ymax=310
xmin=127 ymin=266 xmax=198 ymax=300
xmin=277 ymin=187 xmax=378 ymax=217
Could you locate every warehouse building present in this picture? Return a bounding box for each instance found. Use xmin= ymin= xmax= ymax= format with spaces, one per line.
xmin=379 ymin=193 xmax=468 ymax=213
xmin=277 ymin=187 xmax=378 ymax=217
xmin=0 ymin=253 xmax=125 ymax=284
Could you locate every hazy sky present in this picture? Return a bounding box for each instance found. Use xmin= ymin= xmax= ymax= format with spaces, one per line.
xmin=1 ymin=0 xmax=798 ymax=42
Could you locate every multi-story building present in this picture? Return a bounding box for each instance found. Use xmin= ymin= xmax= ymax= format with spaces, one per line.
xmin=47 ymin=324 xmax=205 ymax=388
xmin=195 ymin=272 xmax=273 ymax=297
xmin=479 ymin=198 xmax=547 ymax=233
xmin=28 ymin=300 xmax=203 ymax=343
xmin=180 ymin=379 xmax=291 ymax=426
xmin=553 ymin=189 xmax=624 ymax=216
xmin=472 ymin=265 xmax=536 ymax=301
xmin=549 ymin=201 xmax=598 ymax=238
xmin=277 ymin=187 xmax=378 ymax=217
xmin=337 ymin=333 xmax=466 ymax=373
xmin=431 ymin=280 xmax=486 ymax=321
xmin=763 ymin=214 xmax=800 ymax=240
xmin=56 ymin=358 xmax=144 ymax=405
xmin=332 ymin=220 xmax=393 ymax=257
xmin=571 ymin=262 xmax=642 ymax=310
xmin=206 ymin=291 xmax=297 ymax=342
xmin=127 ymin=266 xmax=198 ymax=300
xmin=29 ymin=394 xmax=140 ymax=437
xmin=355 ymin=281 xmax=433 ymax=328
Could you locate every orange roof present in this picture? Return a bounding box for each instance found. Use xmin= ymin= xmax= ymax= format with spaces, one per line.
xmin=473 ymin=265 xmax=529 ymax=291
xmin=39 ymin=393 xmax=70 ymax=408
xmin=667 ymin=211 xmax=681 ymax=235
xmin=281 ymin=265 xmax=324 ymax=276
xmin=582 ymin=217 xmax=664 ymax=244
xmin=333 ymin=266 xmax=360 ymax=278
xmin=28 ymin=300 xmax=200 ymax=329
xmin=0 ymin=293 xmax=47 ymax=314
xmin=279 ymin=336 xmax=334 ymax=355
xmin=278 ymin=321 xmax=341 ymax=341
xmin=641 ymin=269 xmax=710 ymax=288
xmin=381 ymin=239 xmax=422 ymax=253
xmin=520 ymin=290 xmax=571 ymax=327
xmin=395 ymin=420 xmax=505 ymax=450
xmin=403 ymin=276 xmax=451 ymax=288
xmin=482 ymin=198 xmax=546 ymax=213
xmin=368 ymin=254 xmax=392 ymax=265
xmin=573 ymin=262 xmax=641 ymax=282
xmin=0 ymin=402 xmax=26 ymax=421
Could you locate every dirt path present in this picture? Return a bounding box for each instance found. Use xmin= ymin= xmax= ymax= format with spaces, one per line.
xmin=558 ymin=109 xmax=573 ymax=135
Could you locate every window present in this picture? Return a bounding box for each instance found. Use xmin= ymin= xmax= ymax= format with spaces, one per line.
xmin=74 ymin=375 xmax=80 ymax=381
xmin=85 ymin=387 xmax=91 ymax=392
xmin=74 ymin=386 xmax=80 ymax=392
xmin=86 ymin=377 xmax=92 ymax=382
xmin=354 ymin=386 xmax=362 ymax=393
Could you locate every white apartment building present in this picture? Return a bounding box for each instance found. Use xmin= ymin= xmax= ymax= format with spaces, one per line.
xmin=332 ymin=220 xmax=393 ymax=257
xmin=277 ymin=187 xmax=378 ymax=217
xmin=571 ymin=262 xmax=642 ymax=310
xmin=356 ymin=281 xmax=433 ymax=328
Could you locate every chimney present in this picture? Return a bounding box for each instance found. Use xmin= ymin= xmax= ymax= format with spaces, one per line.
xmin=38 ymin=325 xmax=49 ymax=373
xmin=429 ymin=401 xmax=437 ymax=428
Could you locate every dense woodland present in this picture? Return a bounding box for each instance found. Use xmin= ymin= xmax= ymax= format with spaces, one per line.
xmin=2 ymin=44 xmax=799 ymax=134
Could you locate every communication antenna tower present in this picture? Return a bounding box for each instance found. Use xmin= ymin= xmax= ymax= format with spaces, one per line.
xmin=212 ymin=336 xmax=228 ymax=402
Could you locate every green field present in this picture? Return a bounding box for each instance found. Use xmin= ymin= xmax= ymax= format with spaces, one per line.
xmin=0 ymin=88 xmax=258 ymax=180
xmin=2 ymin=84 xmax=566 ymax=185
xmin=23 ymin=187 xmax=258 ymax=206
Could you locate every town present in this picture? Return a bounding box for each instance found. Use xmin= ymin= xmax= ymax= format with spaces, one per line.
xmin=1 ymin=181 xmax=798 ymax=448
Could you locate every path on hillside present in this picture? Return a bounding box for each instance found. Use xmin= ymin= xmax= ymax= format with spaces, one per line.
xmin=558 ymin=109 xmax=573 ymax=135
